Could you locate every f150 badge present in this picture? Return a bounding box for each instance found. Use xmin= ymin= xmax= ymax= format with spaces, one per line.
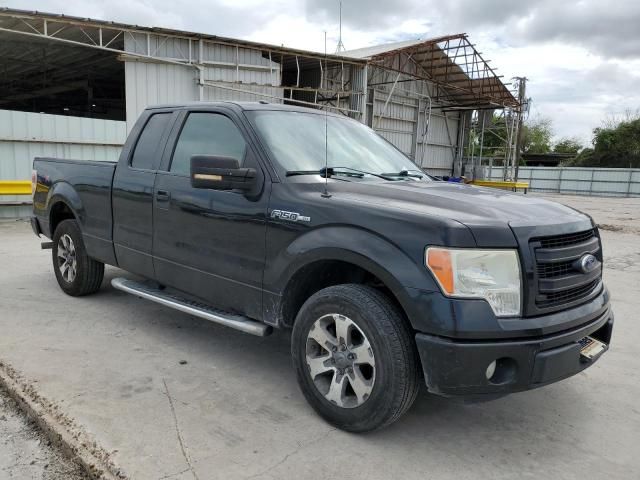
xmin=270 ymin=209 xmax=311 ymax=223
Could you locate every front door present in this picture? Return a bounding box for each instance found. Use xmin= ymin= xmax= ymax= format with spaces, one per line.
xmin=152 ymin=109 xmax=270 ymax=320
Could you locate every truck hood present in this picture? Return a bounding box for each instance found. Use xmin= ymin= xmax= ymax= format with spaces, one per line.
xmin=329 ymin=180 xmax=591 ymax=246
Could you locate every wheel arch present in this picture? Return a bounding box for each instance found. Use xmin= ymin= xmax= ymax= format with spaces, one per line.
xmin=265 ymin=226 xmax=435 ymax=330
xmin=47 ymin=182 xmax=84 ymax=237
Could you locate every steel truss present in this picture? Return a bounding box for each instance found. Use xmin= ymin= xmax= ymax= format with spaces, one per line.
xmin=367 ymin=34 xmax=518 ymax=111
xmin=0 ymin=9 xmax=367 ymax=117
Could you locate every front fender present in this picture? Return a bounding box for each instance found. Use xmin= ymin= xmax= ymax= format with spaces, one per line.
xmin=264 ymin=225 xmax=440 ymax=330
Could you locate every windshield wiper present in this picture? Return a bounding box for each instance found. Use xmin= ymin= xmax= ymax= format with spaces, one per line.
xmin=381 ymin=169 xmax=424 ymax=179
xmin=286 ymin=168 xmax=359 ymax=178
xmin=329 ymin=166 xmax=396 ymax=181
xmin=286 ymin=167 xmax=395 ymax=181
xmin=286 ymin=170 xmax=326 ymax=177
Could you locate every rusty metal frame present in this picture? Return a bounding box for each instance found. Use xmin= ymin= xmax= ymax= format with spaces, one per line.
xmin=366 ymin=33 xmax=518 ymax=111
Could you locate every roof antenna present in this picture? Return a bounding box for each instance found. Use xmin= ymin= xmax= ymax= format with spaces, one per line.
xmin=335 ymin=0 xmax=346 ymax=53
xmin=322 ymin=30 xmax=331 ymax=198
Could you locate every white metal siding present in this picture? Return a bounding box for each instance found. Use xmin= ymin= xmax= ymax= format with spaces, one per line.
xmin=124 ymin=60 xmax=198 ymax=130
xmin=418 ymin=110 xmax=459 ymax=176
xmin=371 ymin=89 xmax=418 ymax=158
xmin=484 ymin=166 xmax=640 ymax=197
xmin=0 ymin=110 xmax=125 ymax=209
xmin=367 ymin=70 xmax=461 ymax=176
xmin=124 ymin=34 xmax=283 ymax=131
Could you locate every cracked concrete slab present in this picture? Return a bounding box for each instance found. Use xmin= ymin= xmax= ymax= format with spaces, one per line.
xmin=0 ymin=194 xmax=639 ymax=479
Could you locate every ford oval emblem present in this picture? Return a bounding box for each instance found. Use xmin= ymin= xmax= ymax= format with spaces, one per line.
xmin=577 ymin=254 xmax=598 ymax=274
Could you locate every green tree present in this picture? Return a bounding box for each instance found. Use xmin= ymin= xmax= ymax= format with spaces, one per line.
xmin=521 ymin=117 xmax=553 ymax=154
xmin=467 ymin=114 xmax=554 ymax=161
xmin=553 ymin=137 xmax=582 ymax=155
xmin=564 ymin=117 xmax=640 ymax=167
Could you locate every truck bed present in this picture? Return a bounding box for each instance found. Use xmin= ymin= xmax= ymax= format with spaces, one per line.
xmin=33 ymin=157 xmax=117 ymax=264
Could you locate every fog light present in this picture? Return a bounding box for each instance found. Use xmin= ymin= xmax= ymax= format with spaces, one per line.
xmin=485 ymin=360 xmax=497 ymax=380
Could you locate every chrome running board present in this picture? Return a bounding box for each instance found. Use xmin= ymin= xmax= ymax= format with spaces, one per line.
xmin=111 ymin=277 xmax=272 ymax=337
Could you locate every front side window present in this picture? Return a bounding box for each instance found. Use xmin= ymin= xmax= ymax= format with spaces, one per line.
xmin=170 ymin=113 xmax=247 ymax=175
xmin=130 ymin=112 xmax=172 ymax=170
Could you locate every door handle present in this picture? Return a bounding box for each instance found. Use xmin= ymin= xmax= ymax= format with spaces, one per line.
xmin=156 ymin=190 xmax=170 ymax=200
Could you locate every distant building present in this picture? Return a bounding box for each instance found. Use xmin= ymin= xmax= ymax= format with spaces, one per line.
xmin=522 ymin=153 xmax=576 ymax=167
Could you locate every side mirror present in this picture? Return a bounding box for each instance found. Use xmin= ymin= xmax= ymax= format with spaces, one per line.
xmin=190 ymin=155 xmax=257 ymax=192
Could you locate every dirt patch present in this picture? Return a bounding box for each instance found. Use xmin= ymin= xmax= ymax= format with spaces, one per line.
xmin=0 ymin=386 xmax=87 ymax=479
xmin=605 ymin=251 xmax=640 ymax=273
xmin=0 ymin=361 xmax=128 ymax=480
xmin=598 ymin=223 xmax=625 ymax=232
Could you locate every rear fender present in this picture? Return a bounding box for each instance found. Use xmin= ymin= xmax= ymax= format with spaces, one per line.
xmin=46 ymin=181 xmax=84 ymax=233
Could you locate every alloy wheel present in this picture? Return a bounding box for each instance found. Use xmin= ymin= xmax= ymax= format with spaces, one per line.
xmin=305 ymin=313 xmax=376 ymax=408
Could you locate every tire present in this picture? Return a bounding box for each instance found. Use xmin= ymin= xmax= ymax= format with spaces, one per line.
xmin=291 ymin=284 xmax=419 ymax=432
xmin=52 ymin=219 xmax=104 ymax=296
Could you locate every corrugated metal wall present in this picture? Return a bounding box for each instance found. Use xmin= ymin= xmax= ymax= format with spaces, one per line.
xmin=483 ymin=166 xmax=640 ymax=197
xmin=367 ymin=69 xmax=461 ymax=176
xmin=0 ymin=110 xmax=126 ymax=216
xmin=125 ymin=61 xmax=198 ymax=129
xmin=419 ymin=111 xmax=460 ymax=176
xmin=370 ymin=89 xmax=418 ymax=158
xmin=124 ymin=33 xmax=283 ymax=131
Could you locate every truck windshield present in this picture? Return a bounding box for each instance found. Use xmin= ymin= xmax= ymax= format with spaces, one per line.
xmin=247 ymin=110 xmax=428 ymax=180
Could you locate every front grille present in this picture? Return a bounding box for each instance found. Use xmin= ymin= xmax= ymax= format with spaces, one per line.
xmin=536 ymin=279 xmax=601 ymax=308
xmin=529 ymin=229 xmax=602 ymax=311
xmin=536 ymin=260 xmax=573 ymax=278
xmin=538 ymin=229 xmax=595 ymax=249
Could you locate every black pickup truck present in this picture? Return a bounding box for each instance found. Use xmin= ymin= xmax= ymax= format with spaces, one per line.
xmin=31 ymin=102 xmax=613 ymax=432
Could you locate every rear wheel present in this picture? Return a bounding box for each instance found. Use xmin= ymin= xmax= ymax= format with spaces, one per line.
xmin=52 ymin=219 xmax=104 ymax=296
xmin=291 ymin=284 xmax=419 ymax=432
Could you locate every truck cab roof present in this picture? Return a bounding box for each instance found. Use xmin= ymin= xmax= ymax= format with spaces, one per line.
xmin=145 ymin=101 xmax=347 ymax=117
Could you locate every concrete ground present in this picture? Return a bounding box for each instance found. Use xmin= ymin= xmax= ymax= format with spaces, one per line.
xmin=0 ymin=194 xmax=639 ymax=480
xmin=0 ymin=387 xmax=86 ymax=479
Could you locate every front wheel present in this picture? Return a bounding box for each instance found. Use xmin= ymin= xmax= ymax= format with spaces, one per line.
xmin=291 ymin=284 xmax=419 ymax=432
xmin=52 ymin=219 xmax=104 ymax=296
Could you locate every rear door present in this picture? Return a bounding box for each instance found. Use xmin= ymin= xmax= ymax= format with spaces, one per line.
xmin=112 ymin=110 xmax=175 ymax=278
xmin=152 ymin=107 xmax=270 ymax=319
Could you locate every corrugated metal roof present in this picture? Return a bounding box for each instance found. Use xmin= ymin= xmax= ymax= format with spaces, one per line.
xmin=342 ymin=39 xmax=425 ymax=59
xmin=345 ymin=34 xmax=519 ymax=109
xmin=0 ymin=7 xmax=366 ymax=66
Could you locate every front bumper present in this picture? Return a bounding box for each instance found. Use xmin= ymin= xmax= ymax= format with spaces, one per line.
xmin=416 ymin=303 xmax=613 ymax=397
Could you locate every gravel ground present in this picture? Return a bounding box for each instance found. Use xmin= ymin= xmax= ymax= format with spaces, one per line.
xmin=0 ymin=387 xmax=87 ymax=480
xmin=535 ymin=194 xmax=640 ymax=235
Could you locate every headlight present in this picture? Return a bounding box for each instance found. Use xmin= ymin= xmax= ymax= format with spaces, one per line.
xmin=425 ymin=247 xmax=522 ymax=317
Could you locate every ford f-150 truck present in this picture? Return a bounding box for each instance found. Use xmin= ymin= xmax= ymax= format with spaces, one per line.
xmin=31 ymin=102 xmax=613 ymax=432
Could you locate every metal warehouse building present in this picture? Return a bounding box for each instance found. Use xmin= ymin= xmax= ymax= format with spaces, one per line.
xmin=0 ymin=8 xmax=519 ymax=216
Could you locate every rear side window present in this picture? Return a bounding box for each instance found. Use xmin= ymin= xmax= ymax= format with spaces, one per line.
xmin=130 ymin=113 xmax=172 ymax=170
xmin=170 ymin=113 xmax=247 ymax=175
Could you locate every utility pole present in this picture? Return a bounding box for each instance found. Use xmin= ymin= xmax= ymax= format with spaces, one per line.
xmin=335 ymin=0 xmax=346 ymax=53
xmin=513 ymin=76 xmax=527 ymax=181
